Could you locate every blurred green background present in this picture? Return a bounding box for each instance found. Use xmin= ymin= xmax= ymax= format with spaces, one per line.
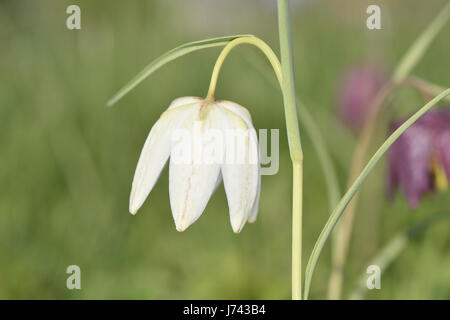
xmin=0 ymin=0 xmax=449 ymax=299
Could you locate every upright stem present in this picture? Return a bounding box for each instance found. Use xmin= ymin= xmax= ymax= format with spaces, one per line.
xmin=205 ymin=2 xmax=303 ymax=298
xmin=328 ymin=3 xmax=450 ymax=296
xmin=328 ymin=74 xmax=450 ymax=299
xmin=278 ymin=0 xmax=304 ymax=300
xmin=304 ymin=88 xmax=450 ymax=299
xmin=292 ymin=162 xmax=303 ymax=299
xmin=328 ymin=83 xmax=393 ymax=299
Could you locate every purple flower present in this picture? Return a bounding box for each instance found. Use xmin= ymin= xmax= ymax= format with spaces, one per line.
xmin=338 ymin=65 xmax=385 ymax=131
xmin=387 ymin=108 xmax=450 ymax=208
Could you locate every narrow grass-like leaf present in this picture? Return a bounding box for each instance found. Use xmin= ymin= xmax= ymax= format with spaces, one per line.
xmin=328 ymin=2 xmax=450 ymax=299
xmin=107 ymin=35 xmax=251 ymax=107
xmin=299 ymin=103 xmax=341 ymax=209
xmin=393 ymin=2 xmax=450 ymax=83
xmin=304 ymin=88 xmax=450 ymax=299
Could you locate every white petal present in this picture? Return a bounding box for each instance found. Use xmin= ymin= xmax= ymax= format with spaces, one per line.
xmin=169 ymin=106 xmax=222 ymax=231
xmin=167 ymin=96 xmax=202 ymax=110
xmin=248 ymin=167 xmax=261 ymax=223
xmin=169 ymin=162 xmax=220 ymax=231
xmin=129 ymin=104 xmax=197 ymax=214
xmin=218 ymin=102 xmax=259 ymax=233
xmin=217 ymin=100 xmax=252 ymax=124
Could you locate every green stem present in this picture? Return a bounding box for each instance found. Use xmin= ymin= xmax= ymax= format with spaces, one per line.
xmin=241 ymin=51 xmax=340 ymax=211
xmin=292 ymin=161 xmax=303 ymax=300
xmin=107 ymin=35 xmax=251 ymax=107
xmin=304 ymin=88 xmax=450 ymax=299
xmin=278 ymin=0 xmax=304 ymax=300
xmin=328 ymin=75 xmax=450 ymax=300
xmin=204 ymin=26 xmax=304 ymax=299
xmin=328 ymin=2 xmax=450 ymax=299
xmin=404 ymin=75 xmax=450 ymax=103
xmin=300 ymin=103 xmax=340 ymax=209
xmin=206 ymin=36 xmax=282 ymax=100
xmin=393 ymin=2 xmax=450 ymax=83
xmin=277 ymin=0 xmax=303 ymax=162
xmin=328 ymin=83 xmax=394 ymax=300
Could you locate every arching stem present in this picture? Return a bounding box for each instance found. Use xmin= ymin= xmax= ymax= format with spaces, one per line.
xmin=206 ymin=36 xmax=282 ymax=100
xmin=205 ymin=30 xmax=304 ymax=299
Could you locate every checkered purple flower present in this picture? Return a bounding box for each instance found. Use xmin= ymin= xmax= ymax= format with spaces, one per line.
xmin=387 ymin=108 xmax=450 ymax=208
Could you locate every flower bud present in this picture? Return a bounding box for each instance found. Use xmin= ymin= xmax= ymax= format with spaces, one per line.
xmin=338 ymin=64 xmax=385 ymax=131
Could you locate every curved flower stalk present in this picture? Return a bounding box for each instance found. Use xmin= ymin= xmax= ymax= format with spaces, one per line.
xmin=129 ymin=96 xmax=260 ymax=233
xmin=116 ymin=33 xmax=292 ymax=234
xmin=107 ymin=34 xmax=279 ymax=234
xmin=108 ymin=0 xmax=303 ymax=298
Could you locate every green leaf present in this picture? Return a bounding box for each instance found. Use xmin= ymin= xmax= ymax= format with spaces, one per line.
xmin=106 ymin=35 xmax=251 ymax=107
xmin=303 ymin=88 xmax=450 ymax=299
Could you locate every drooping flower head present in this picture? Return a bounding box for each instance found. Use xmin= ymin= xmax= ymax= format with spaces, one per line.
xmin=387 ymin=108 xmax=450 ymax=208
xmin=338 ymin=64 xmax=385 ymax=131
xmin=129 ymin=97 xmax=260 ymax=233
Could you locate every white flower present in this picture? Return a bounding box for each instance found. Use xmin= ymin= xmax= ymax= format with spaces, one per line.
xmin=129 ymin=96 xmax=261 ymax=233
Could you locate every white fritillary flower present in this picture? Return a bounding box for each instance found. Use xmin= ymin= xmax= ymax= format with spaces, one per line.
xmin=129 ymin=96 xmax=261 ymax=233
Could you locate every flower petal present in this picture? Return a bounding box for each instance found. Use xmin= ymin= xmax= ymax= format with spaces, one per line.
xmin=129 ymin=102 xmax=197 ymax=214
xmin=436 ymin=127 xmax=450 ymax=180
xmin=169 ymin=162 xmax=220 ymax=231
xmin=169 ymin=105 xmax=222 ymax=231
xmin=218 ymin=102 xmax=259 ymax=233
xmin=388 ymin=121 xmax=433 ymax=208
xmin=168 ymin=96 xmax=202 ymax=110
xmin=248 ymin=168 xmax=261 ymax=223
xmin=217 ymin=99 xmax=253 ymax=124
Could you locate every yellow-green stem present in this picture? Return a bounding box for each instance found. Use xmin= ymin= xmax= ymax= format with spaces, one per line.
xmin=328 ymin=75 xmax=450 ymax=300
xmin=292 ymin=162 xmax=303 ymax=299
xmin=328 ymin=2 xmax=450 ymax=299
xmin=206 ymin=36 xmax=282 ymax=100
xmin=206 ymin=7 xmax=304 ymax=298
xmin=305 ymin=88 xmax=450 ymax=299
xmin=278 ymin=0 xmax=304 ymax=300
xmin=328 ymin=83 xmax=393 ymax=299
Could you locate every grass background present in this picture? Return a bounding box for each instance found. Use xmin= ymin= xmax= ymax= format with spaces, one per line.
xmin=0 ymin=0 xmax=449 ymax=299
